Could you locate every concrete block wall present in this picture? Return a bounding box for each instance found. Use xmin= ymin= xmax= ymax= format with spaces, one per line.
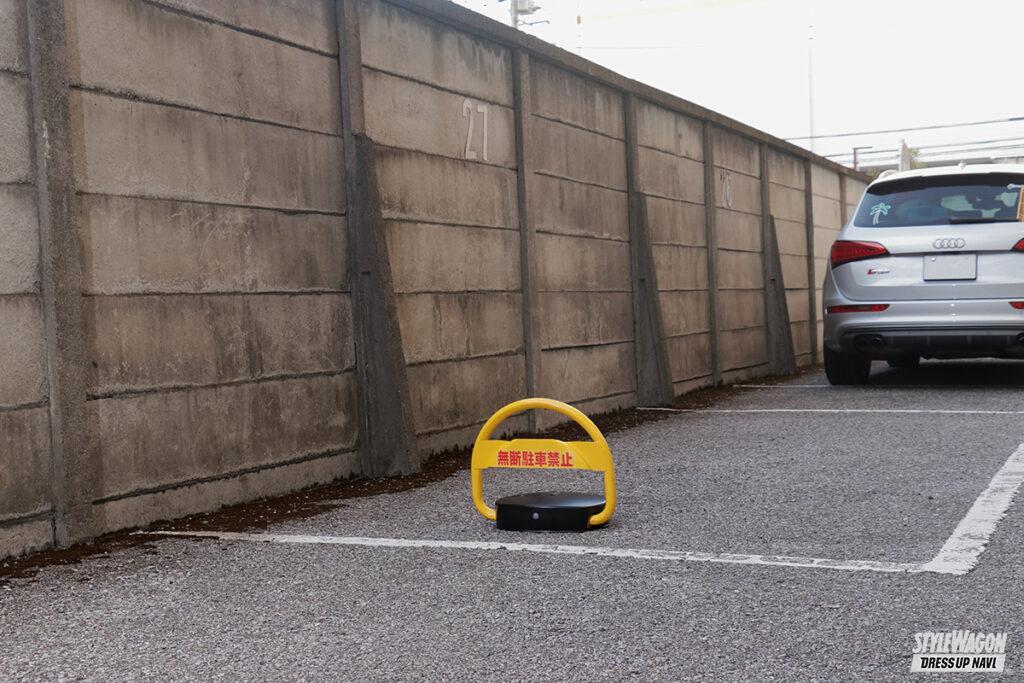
xmin=0 ymin=0 xmax=870 ymax=559
xmin=66 ymin=0 xmax=358 ymax=531
xmin=811 ymin=163 xmax=844 ymax=361
xmin=713 ymin=130 xmax=767 ymax=383
xmin=0 ymin=0 xmax=53 ymax=558
xmin=358 ymin=0 xmax=527 ymax=452
xmin=767 ymin=149 xmax=813 ymax=367
xmin=529 ymin=61 xmax=636 ymax=421
xmin=635 ymin=102 xmax=711 ymax=394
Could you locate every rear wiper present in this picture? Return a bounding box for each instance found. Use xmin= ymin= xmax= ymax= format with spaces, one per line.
xmin=948 ymin=216 xmax=1002 ymax=224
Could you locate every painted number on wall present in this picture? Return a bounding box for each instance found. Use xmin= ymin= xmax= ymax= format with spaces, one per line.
xmin=720 ymin=170 xmax=734 ymax=209
xmin=463 ymin=98 xmax=489 ymax=161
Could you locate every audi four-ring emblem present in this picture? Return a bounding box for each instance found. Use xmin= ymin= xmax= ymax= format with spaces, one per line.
xmin=933 ymin=238 xmax=966 ymax=249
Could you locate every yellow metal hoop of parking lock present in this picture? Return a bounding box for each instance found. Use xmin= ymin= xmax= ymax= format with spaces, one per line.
xmin=471 ymin=398 xmax=617 ymax=527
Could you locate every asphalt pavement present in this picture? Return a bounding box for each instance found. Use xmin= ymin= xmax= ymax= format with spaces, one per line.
xmin=2 ymin=360 xmax=1023 ymax=681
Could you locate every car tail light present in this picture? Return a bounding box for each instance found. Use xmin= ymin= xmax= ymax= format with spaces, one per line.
xmin=1010 ymin=302 xmax=1024 ymax=309
xmin=830 ymin=240 xmax=889 ymax=268
xmin=1013 ymin=239 xmax=1024 ymax=251
xmin=826 ymin=304 xmax=890 ymax=314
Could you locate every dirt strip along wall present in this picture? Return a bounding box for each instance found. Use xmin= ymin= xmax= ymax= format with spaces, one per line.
xmin=0 ymin=0 xmax=869 ymax=559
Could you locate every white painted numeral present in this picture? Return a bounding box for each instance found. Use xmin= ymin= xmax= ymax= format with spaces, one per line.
xmin=721 ymin=170 xmax=734 ymax=209
xmin=463 ymin=98 xmax=489 ymax=161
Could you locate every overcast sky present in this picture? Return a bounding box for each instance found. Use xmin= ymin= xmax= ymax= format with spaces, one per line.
xmin=452 ymin=0 xmax=1024 ymax=168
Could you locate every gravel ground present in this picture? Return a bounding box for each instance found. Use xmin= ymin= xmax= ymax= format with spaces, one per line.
xmin=2 ymin=360 xmax=1023 ymax=681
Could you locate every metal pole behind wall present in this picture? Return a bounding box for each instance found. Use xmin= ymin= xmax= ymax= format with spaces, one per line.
xmin=335 ymin=0 xmax=418 ymax=477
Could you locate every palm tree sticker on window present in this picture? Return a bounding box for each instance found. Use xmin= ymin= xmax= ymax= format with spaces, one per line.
xmin=869 ymin=202 xmax=891 ymax=225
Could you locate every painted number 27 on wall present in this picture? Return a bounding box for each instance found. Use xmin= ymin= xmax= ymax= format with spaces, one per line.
xmin=463 ymin=98 xmax=489 ymax=162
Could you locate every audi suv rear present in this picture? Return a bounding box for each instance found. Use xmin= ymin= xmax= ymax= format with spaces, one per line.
xmin=822 ymin=164 xmax=1024 ymax=384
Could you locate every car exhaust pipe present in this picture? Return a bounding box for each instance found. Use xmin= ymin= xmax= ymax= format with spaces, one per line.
xmin=854 ymin=334 xmax=885 ymax=351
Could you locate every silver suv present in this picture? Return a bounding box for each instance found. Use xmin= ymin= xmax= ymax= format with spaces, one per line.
xmin=822 ymin=164 xmax=1024 ymax=385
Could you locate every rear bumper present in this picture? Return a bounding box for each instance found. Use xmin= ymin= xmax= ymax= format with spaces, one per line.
xmin=822 ymin=294 xmax=1024 ymax=358
xmin=833 ymin=327 xmax=1024 ymax=358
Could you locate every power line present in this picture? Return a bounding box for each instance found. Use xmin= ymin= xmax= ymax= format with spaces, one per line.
xmin=785 ymin=116 xmax=1024 ymax=142
xmin=825 ymin=136 xmax=1024 ymax=159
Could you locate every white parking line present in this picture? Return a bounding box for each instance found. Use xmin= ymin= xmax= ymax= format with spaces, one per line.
xmin=919 ymin=443 xmax=1024 ymax=575
xmin=639 ymin=408 xmax=1024 ymax=415
xmin=148 ymin=530 xmax=919 ymax=574
xmin=143 ymin=445 xmax=1024 ymax=578
xmin=737 ymin=384 xmax=1024 ymax=390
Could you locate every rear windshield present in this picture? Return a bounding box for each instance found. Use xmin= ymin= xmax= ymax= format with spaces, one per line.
xmin=853 ymin=173 xmax=1024 ymax=227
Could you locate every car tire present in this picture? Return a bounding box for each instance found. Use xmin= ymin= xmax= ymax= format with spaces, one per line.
xmin=886 ymin=355 xmax=920 ymax=369
xmin=824 ymin=347 xmax=872 ymax=385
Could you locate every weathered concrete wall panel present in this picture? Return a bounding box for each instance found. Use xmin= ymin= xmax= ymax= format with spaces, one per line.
xmin=719 ymin=327 xmax=768 ymax=371
xmin=715 ymin=169 xmax=761 ymax=216
xmin=408 ymin=354 xmax=525 ymax=434
xmin=0 ymin=297 xmax=46 ymax=406
xmin=717 ymin=250 xmax=763 ymax=290
xmin=845 ymin=177 xmax=868 ymax=221
xmin=397 ymin=292 xmax=522 ymax=364
xmin=359 ymin=0 xmax=512 ymax=106
xmin=664 ymin=333 xmax=712 ymax=382
xmin=535 ymin=234 xmax=630 ymax=292
xmin=538 ymin=343 xmax=636 ymax=403
xmin=774 ymin=217 xmax=807 ymax=257
xmin=716 ymin=210 xmax=761 ymax=253
xmin=533 ymin=118 xmax=627 ymax=190
xmin=86 ymin=294 xmax=354 ymax=395
xmin=530 ymin=175 xmax=628 ymax=240
xmin=660 ymin=290 xmax=710 ymax=338
xmin=635 ymin=102 xmax=702 ymax=160
xmin=0 ymin=0 xmax=27 ymax=74
xmin=645 ymin=195 xmax=705 ymax=246
xmin=653 ymin=245 xmax=708 ymax=292
xmin=72 ymin=92 xmax=344 ymax=212
xmin=0 ymin=72 xmax=32 ymax=184
xmin=150 ymin=0 xmax=338 ymax=53
xmin=67 ymin=0 xmax=341 ymax=133
xmin=537 ymin=291 xmax=632 ymax=349
xmin=93 ymin=373 xmax=358 ymax=500
xmin=531 ymin=60 xmax=624 ymax=139
xmin=718 ymin=290 xmax=766 ymax=331
xmin=363 ymin=68 xmax=515 ymax=168
xmin=80 ymin=195 xmax=345 ymax=295
xmin=386 ymin=221 xmax=519 ymax=293
xmin=0 ymin=408 xmax=51 ymax=519
xmin=0 ymin=184 xmax=39 ymax=294
xmin=377 ymin=147 xmax=517 ymax=228
xmin=636 ymin=147 xmax=704 ymax=203
xmin=713 ymin=130 xmax=760 ymax=176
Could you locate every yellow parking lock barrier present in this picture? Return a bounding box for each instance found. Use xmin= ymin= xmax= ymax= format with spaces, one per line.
xmin=471 ymin=398 xmax=616 ymax=531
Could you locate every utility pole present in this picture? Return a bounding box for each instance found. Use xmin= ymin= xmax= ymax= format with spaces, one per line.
xmin=503 ymin=0 xmax=542 ymax=28
xmin=806 ymin=24 xmax=815 ymax=153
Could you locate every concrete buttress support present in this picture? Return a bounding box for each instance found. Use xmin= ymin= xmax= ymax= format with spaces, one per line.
xmin=26 ymin=0 xmax=101 ymax=546
xmin=336 ymin=0 xmax=418 ymax=476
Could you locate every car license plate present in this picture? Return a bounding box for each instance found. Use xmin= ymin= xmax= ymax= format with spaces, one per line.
xmin=923 ymin=253 xmax=977 ymax=281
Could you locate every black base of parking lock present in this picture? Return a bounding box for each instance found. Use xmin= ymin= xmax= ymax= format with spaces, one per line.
xmin=495 ymin=492 xmax=607 ymax=532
